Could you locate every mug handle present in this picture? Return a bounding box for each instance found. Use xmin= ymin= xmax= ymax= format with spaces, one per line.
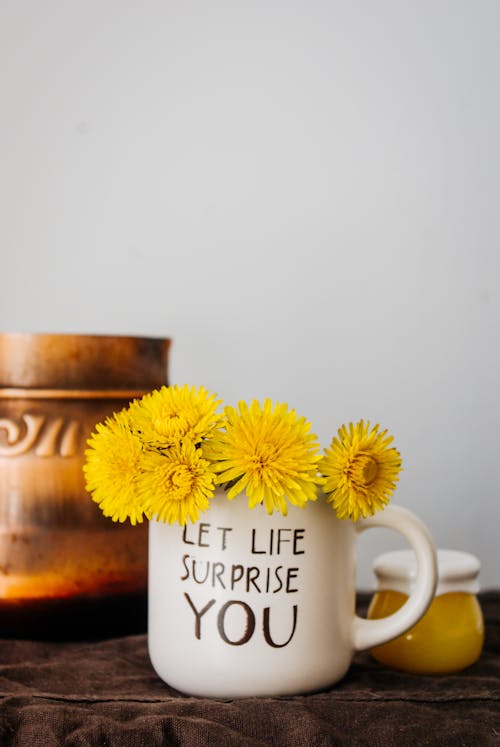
xmin=352 ymin=504 xmax=438 ymax=651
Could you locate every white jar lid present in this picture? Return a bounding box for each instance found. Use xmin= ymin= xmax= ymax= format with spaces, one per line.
xmin=373 ymin=549 xmax=480 ymax=596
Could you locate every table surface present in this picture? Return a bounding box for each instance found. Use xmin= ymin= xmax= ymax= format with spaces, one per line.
xmin=0 ymin=592 xmax=498 ymax=746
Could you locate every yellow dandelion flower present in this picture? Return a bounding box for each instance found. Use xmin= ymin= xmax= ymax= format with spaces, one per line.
xmin=138 ymin=441 xmax=216 ymax=525
xmin=204 ymin=399 xmax=322 ymax=515
xmin=321 ymin=420 xmax=402 ymax=521
xmin=84 ymin=409 xmax=145 ymax=525
xmin=128 ymin=384 xmax=221 ymax=448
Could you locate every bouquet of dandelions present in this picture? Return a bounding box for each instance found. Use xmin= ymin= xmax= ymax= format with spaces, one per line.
xmin=84 ymin=384 xmax=402 ymax=526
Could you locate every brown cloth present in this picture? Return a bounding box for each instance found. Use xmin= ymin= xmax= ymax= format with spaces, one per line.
xmin=0 ymin=593 xmax=498 ymax=746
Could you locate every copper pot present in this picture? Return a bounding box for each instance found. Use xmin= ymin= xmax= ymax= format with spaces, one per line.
xmin=0 ymin=333 xmax=170 ymax=639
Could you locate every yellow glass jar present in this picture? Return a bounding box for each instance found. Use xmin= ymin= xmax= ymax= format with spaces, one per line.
xmin=368 ymin=549 xmax=484 ymax=675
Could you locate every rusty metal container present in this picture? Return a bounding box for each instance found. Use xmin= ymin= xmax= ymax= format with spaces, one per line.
xmin=0 ymin=333 xmax=170 ymax=639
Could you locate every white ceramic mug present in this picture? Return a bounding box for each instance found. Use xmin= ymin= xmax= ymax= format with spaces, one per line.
xmin=148 ymin=489 xmax=437 ymax=698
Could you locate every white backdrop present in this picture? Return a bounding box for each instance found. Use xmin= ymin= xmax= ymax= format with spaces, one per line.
xmin=1 ymin=1 xmax=499 ymax=588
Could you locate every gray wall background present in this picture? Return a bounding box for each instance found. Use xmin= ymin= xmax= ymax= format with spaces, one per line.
xmin=1 ymin=1 xmax=499 ymax=588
